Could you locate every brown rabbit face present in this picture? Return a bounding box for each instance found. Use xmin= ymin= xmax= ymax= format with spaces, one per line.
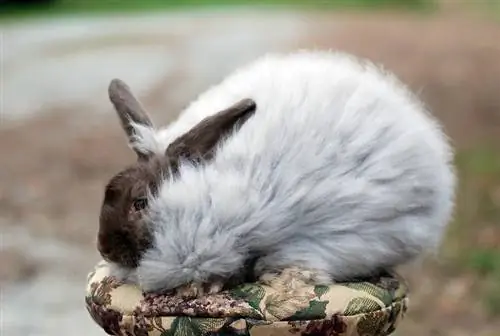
xmin=97 ymin=78 xmax=256 ymax=270
xmin=98 ymin=156 xmax=168 ymax=268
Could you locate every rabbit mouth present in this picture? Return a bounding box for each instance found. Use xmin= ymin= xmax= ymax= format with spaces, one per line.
xmin=97 ymin=235 xmax=142 ymax=268
xmin=101 ymin=251 xmax=141 ymax=269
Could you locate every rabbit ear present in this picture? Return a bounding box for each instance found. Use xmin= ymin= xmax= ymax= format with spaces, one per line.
xmin=166 ymin=98 xmax=256 ymax=163
xmin=108 ymin=78 xmax=155 ymax=160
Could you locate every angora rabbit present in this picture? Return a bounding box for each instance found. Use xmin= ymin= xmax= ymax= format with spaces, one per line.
xmin=97 ymin=50 xmax=455 ymax=298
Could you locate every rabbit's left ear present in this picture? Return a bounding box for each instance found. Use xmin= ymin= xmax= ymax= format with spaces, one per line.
xmin=166 ymin=98 xmax=256 ymax=163
xmin=108 ymin=78 xmax=155 ymax=161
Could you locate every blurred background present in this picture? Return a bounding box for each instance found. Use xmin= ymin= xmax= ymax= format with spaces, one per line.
xmin=1 ymin=1 xmax=499 ymax=335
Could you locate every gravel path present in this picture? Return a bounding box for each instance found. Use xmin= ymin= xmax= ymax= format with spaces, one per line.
xmin=1 ymin=10 xmax=307 ymax=123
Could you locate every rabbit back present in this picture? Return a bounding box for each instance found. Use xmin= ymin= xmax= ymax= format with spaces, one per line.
xmin=136 ymin=51 xmax=455 ymax=291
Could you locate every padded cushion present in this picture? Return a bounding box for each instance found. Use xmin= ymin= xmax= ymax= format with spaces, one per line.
xmin=86 ymin=261 xmax=409 ymax=336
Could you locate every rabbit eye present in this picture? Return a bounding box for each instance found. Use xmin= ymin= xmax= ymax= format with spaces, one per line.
xmin=133 ymin=197 xmax=148 ymax=211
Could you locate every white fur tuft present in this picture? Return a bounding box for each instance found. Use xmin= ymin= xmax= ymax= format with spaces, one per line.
xmin=129 ymin=121 xmax=164 ymax=156
xmin=126 ymin=50 xmax=455 ymax=292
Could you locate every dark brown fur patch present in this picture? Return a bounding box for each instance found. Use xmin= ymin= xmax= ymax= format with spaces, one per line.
xmin=98 ymin=157 xmax=172 ymax=267
xmin=165 ymin=98 xmax=256 ymax=163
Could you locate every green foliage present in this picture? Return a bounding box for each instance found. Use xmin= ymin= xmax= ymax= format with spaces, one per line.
xmin=0 ymin=0 xmax=436 ymax=19
xmin=456 ymin=146 xmax=500 ymax=176
xmin=483 ymin=274 xmax=500 ymax=316
xmin=468 ymin=248 xmax=500 ymax=276
xmin=446 ymin=144 xmax=500 ymax=316
xmin=468 ymin=248 xmax=500 ymax=316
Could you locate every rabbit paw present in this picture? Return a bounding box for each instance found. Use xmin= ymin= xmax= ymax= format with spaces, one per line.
xmin=174 ymin=281 xmax=224 ymax=300
xmin=259 ymin=266 xmax=332 ymax=290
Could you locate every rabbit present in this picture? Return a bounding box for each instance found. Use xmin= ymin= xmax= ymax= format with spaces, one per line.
xmin=97 ymin=50 xmax=456 ymax=298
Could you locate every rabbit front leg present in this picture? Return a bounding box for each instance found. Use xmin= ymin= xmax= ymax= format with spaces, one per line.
xmin=254 ymin=251 xmax=334 ymax=290
xmin=259 ymin=267 xmax=332 ymax=286
xmin=174 ymin=280 xmax=225 ymax=299
xmin=257 ymin=267 xmax=334 ymax=292
xmin=172 ymin=258 xmax=260 ymax=299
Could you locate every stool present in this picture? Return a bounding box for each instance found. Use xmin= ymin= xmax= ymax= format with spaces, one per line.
xmin=85 ymin=261 xmax=409 ymax=336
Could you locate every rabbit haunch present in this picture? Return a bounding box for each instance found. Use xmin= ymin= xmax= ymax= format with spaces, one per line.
xmin=99 ymin=50 xmax=455 ymax=294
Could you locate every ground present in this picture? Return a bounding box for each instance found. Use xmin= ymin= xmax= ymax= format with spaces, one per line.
xmin=1 ymin=5 xmax=500 ymax=336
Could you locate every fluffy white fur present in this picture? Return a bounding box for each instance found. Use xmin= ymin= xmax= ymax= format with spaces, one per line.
xmin=119 ymin=50 xmax=456 ymax=292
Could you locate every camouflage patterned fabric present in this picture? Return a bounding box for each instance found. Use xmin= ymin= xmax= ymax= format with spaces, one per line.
xmin=86 ymin=261 xmax=409 ymax=336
